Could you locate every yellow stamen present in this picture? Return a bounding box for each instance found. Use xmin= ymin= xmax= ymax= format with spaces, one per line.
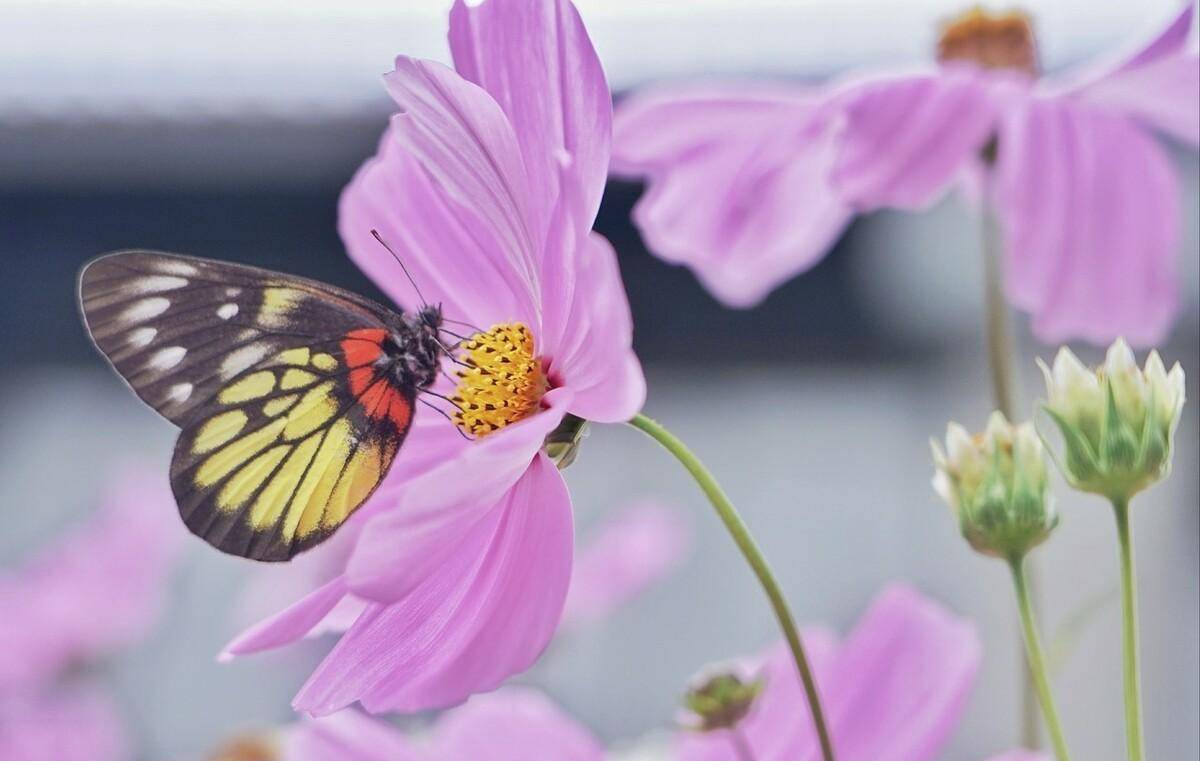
xmin=937 ymin=6 xmax=1039 ymax=76
xmin=452 ymin=323 xmax=547 ymax=437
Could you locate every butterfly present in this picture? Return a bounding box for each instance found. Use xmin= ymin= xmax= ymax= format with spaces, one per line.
xmin=78 ymin=247 xmax=453 ymax=562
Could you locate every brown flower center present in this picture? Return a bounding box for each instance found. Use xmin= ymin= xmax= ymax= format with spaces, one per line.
xmin=937 ymin=6 xmax=1039 ymax=76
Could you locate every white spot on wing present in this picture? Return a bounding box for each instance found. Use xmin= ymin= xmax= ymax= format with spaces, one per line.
xmin=220 ymin=343 xmax=269 ymax=380
xmin=168 ymin=382 xmax=193 ymax=403
xmin=217 ymin=303 xmax=239 ymax=320
xmin=133 ymin=275 xmax=188 ymax=293
xmin=157 ymin=260 xmax=199 ymax=276
xmin=128 ymin=327 xmax=157 ymax=347
xmin=148 ymin=346 xmax=187 ymax=371
xmin=122 ymin=297 xmax=170 ymax=323
xmin=226 ymin=287 xmax=242 ymax=297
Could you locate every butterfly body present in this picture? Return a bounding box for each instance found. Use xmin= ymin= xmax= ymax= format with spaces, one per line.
xmin=79 ymin=251 xmax=445 ymax=561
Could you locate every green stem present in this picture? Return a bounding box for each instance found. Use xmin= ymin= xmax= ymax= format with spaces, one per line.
xmin=1112 ymin=497 xmax=1145 ymax=761
xmin=627 ymin=413 xmax=836 ymax=761
xmin=981 ymin=204 xmax=1039 ymax=747
xmin=1009 ymin=556 xmax=1073 ymax=761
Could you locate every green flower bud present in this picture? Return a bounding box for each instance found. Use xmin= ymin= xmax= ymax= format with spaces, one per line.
xmin=931 ymin=411 xmax=1058 ymax=559
xmin=1038 ymin=339 xmax=1185 ymax=501
xmin=682 ymin=669 xmax=763 ymax=732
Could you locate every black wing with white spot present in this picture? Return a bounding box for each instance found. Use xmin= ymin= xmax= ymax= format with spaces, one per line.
xmin=78 ymin=250 xmax=398 ymax=426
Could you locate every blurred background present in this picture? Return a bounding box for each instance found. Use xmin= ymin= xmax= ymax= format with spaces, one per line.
xmin=1 ymin=1 xmax=1196 ymax=759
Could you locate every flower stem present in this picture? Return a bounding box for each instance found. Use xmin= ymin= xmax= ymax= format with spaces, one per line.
xmin=1008 ymin=555 xmax=1073 ymax=761
xmin=980 ymin=204 xmax=1039 ymax=747
xmin=627 ymin=413 xmax=836 ymax=761
xmin=1112 ymin=497 xmax=1145 ymax=761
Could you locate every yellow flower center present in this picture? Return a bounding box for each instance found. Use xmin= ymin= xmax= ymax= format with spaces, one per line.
xmin=937 ymin=6 xmax=1039 ymax=76
xmin=451 ymin=322 xmax=547 ymax=437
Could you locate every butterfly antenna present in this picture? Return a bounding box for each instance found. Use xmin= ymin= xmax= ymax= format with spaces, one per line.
xmin=370 ymin=229 xmax=428 ymax=308
xmin=442 ymin=316 xmax=487 ymax=333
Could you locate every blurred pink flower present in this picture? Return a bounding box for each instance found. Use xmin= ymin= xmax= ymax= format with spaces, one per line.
xmin=677 ymin=585 xmax=983 ymax=761
xmin=613 ymin=3 xmax=1199 ymax=346
xmin=0 ymin=467 xmax=182 ymax=690
xmin=285 ymin=689 xmax=602 ymax=761
xmin=562 ymin=500 xmax=691 ymax=629
xmin=224 ymin=0 xmax=644 ymax=716
xmin=0 ymin=686 xmax=130 ymax=761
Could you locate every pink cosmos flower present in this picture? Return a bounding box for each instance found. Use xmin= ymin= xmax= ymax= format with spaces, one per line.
xmin=284 ymin=689 xmax=602 ymax=761
xmin=0 ymin=686 xmax=130 ymax=761
xmin=224 ymin=0 xmax=644 ymax=715
xmin=612 ymin=3 xmax=1199 ymax=346
xmin=677 ymin=584 xmax=993 ymax=761
xmin=0 ymin=467 xmax=181 ymax=690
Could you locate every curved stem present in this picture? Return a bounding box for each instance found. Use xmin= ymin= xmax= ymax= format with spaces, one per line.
xmin=1008 ymin=556 xmax=1073 ymax=761
xmin=627 ymin=413 xmax=836 ymax=761
xmin=1112 ymin=498 xmax=1145 ymax=761
xmin=981 ymin=204 xmax=1039 ymax=747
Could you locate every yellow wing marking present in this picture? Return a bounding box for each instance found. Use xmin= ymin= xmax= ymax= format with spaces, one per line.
xmin=218 ymin=370 xmax=276 ymax=404
xmin=325 ymin=443 xmax=385 ymax=529
xmin=217 ymin=444 xmax=290 ymax=511
xmin=311 ymin=352 xmax=338 ymax=371
xmin=285 ymin=419 xmax=354 ymax=542
xmin=260 ymin=288 xmax=304 ymax=328
xmin=281 ymin=368 xmax=318 ymax=390
xmin=196 ymin=417 xmax=288 ymax=487
xmin=263 ymin=394 xmax=299 ymax=417
xmin=193 ymin=410 xmax=248 ymax=454
xmin=282 ymin=382 xmax=337 ymax=440
xmin=248 ymin=435 xmax=321 ymax=529
xmin=277 ymin=347 xmax=311 ymax=366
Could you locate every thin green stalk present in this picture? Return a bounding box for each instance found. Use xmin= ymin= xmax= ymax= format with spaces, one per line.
xmin=1009 ymin=556 xmax=1073 ymax=761
xmin=981 ymin=204 xmax=1039 ymax=747
xmin=1112 ymin=497 xmax=1145 ymax=761
xmin=627 ymin=413 xmax=836 ymax=761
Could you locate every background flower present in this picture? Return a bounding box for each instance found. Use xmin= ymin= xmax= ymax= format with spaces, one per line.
xmin=613 ymin=3 xmax=1199 ymax=346
xmin=677 ymin=585 xmax=981 ymax=761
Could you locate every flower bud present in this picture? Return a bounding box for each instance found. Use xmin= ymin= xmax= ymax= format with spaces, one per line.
xmin=1038 ymin=339 xmax=1185 ymax=501
xmin=682 ymin=669 xmax=763 ymax=732
xmin=931 ymin=411 xmax=1057 ymax=558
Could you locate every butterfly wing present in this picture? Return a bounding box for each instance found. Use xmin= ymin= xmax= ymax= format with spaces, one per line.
xmin=80 ymin=251 xmax=418 ymax=561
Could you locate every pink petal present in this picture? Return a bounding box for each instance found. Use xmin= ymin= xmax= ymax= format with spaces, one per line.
xmin=382 ymin=56 xmax=541 ymax=329
xmin=562 ymin=500 xmax=690 ymax=628
xmin=981 ymin=753 xmax=1052 ymax=761
xmin=1073 ymin=53 xmax=1199 ymax=146
xmin=820 ymin=584 xmax=981 ymax=761
xmin=1052 ymin=4 xmax=1198 ymax=145
xmin=346 ymin=387 xmax=572 ymax=604
xmin=550 ymin=232 xmax=645 ymax=422
xmin=0 ymin=685 xmax=129 ymax=761
xmin=221 ymin=577 xmax=352 ymax=661
xmin=831 ymin=68 xmax=1003 ymax=211
xmin=432 ymin=688 xmax=604 ymax=761
xmin=285 ymin=711 xmax=423 ymax=761
xmin=449 ymin=0 xmax=611 ymax=239
xmin=293 ymin=455 xmax=573 ymax=715
xmin=994 ymin=95 xmax=1180 ymax=346
xmin=612 ymin=83 xmax=852 ymax=307
xmin=339 ymin=127 xmax=536 ymax=329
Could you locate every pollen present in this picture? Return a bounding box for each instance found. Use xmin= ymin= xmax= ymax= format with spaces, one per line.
xmin=451 ymin=323 xmax=547 ymax=437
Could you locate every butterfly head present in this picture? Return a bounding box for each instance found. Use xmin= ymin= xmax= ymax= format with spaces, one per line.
xmin=386 ymin=305 xmax=445 ymax=391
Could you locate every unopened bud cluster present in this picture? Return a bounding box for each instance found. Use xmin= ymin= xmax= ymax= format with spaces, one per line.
xmin=932 ymin=411 xmax=1057 ymax=558
xmin=1038 ymin=339 xmax=1185 ymax=502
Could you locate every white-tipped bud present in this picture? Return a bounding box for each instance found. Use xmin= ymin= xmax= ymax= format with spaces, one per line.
xmin=931 ymin=412 xmax=1057 ymax=558
xmin=1039 ymin=339 xmax=1186 ymax=501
